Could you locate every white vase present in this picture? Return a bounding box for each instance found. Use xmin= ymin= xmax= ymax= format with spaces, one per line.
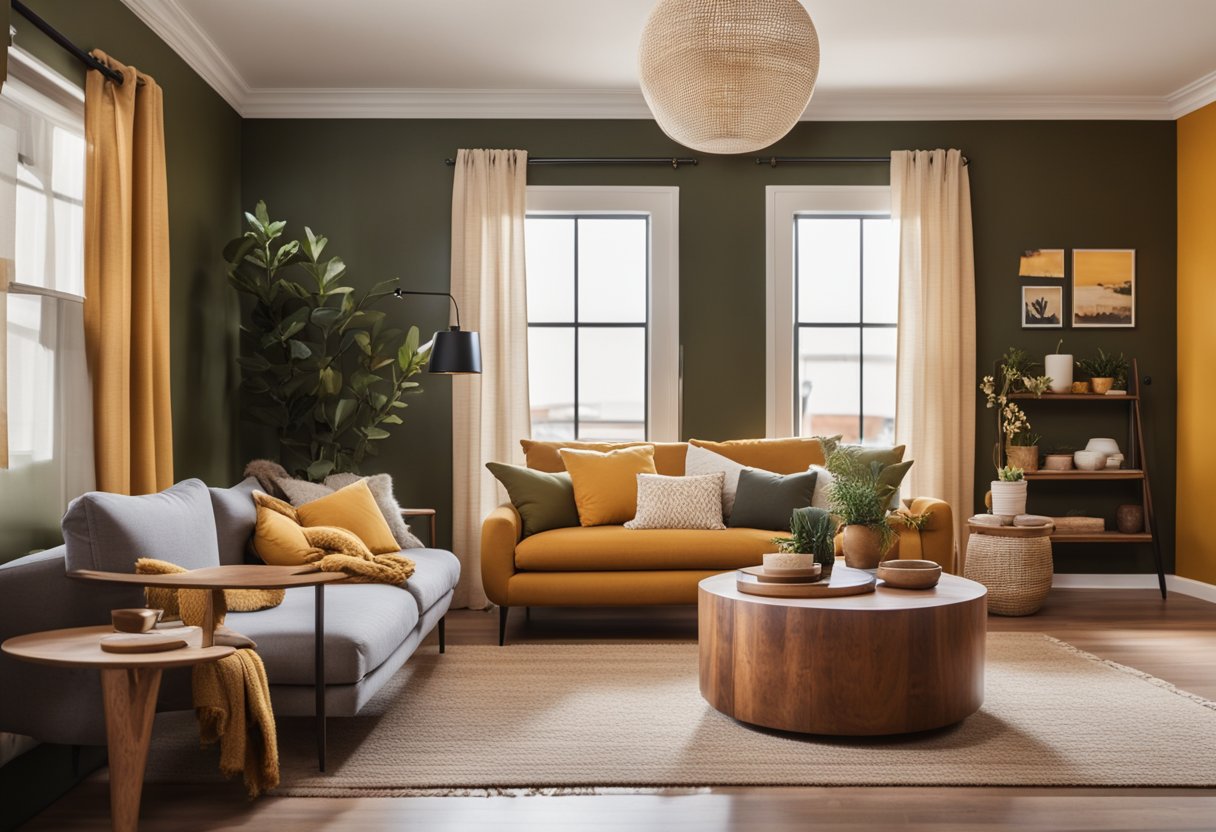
xmin=990 ymin=480 xmax=1028 ymax=517
xmin=1044 ymin=354 xmax=1073 ymax=393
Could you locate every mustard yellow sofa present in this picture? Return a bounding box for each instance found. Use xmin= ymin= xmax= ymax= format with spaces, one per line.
xmin=481 ymin=438 xmax=954 ymax=643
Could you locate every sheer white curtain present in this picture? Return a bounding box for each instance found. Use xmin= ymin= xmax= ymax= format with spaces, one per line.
xmin=892 ymin=149 xmax=975 ymax=571
xmin=450 ymin=149 xmax=530 ymax=609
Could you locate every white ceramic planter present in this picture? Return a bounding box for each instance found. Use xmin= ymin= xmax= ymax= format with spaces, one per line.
xmin=990 ymin=480 xmax=1028 ymax=517
xmin=1044 ymin=354 xmax=1073 ymax=393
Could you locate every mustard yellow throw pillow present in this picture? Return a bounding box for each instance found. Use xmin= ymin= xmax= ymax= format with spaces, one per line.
xmin=252 ymin=492 xmax=314 ymax=566
xmin=558 ymin=445 xmax=657 ymax=526
xmin=295 ymin=479 xmax=399 ymax=554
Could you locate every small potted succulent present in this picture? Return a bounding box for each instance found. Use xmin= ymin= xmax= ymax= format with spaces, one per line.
xmin=771 ymin=506 xmax=839 ymax=578
xmin=1077 ymin=348 xmax=1128 ymax=395
xmin=1006 ymin=431 xmax=1041 ymax=473
xmin=991 ymin=465 xmax=1027 ymax=517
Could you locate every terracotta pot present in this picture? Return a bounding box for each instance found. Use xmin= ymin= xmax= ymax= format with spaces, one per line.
xmin=1005 ymin=444 xmax=1039 ymax=472
xmin=1071 ymin=381 xmax=1091 ymax=394
xmin=842 ymin=524 xmax=884 ymax=570
xmin=1090 ymin=377 xmax=1115 ymax=394
xmin=1116 ymin=505 xmax=1144 ymax=534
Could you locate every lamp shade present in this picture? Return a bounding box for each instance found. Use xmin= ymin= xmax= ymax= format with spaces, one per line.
xmin=638 ymin=0 xmax=820 ymax=154
xmin=428 ymin=326 xmax=481 ymax=374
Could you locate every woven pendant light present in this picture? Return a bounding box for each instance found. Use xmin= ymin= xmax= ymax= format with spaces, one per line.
xmin=638 ymin=0 xmax=820 ymax=154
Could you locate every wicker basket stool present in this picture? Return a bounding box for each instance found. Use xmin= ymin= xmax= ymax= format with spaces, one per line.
xmin=964 ymin=522 xmax=1054 ymax=616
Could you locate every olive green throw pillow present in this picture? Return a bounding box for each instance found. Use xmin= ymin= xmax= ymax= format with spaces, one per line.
xmin=728 ymin=468 xmax=818 ymax=531
xmin=486 ymin=462 xmax=581 ymax=537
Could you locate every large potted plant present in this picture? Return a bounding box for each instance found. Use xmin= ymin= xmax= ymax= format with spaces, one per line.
xmin=824 ymin=446 xmax=898 ymax=570
xmin=225 ymin=202 xmax=432 ymax=480
xmin=771 ymin=506 xmax=839 ymax=578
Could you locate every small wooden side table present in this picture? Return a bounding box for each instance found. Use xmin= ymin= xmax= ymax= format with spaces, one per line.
xmin=69 ymin=564 xmax=347 ymax=770
xmin=3 ymin=625 xmax=232 ymax=832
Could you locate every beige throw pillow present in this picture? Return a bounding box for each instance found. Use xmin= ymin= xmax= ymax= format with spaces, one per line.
xmin=683 ymin=443 xmax=747 ymax=519
xmin=624 ymin=473 xmax=726 ymax=530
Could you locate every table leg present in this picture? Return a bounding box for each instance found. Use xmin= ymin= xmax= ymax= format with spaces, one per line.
xmin=100 ymin=667 xmax=163 ymax=832
xmin=200 ymin=589 xmax=223 ymax=648
xmin=315 ymin=583 xmax=326 ymax=772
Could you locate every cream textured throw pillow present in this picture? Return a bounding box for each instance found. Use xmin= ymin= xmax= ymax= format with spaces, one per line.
xmin=808 ymin=464 xmax=834 ymax=510
xmin=683 ymin=443 xmax=747 ymax=519
xmin=625 ymin=473 xmax=726 ymax=530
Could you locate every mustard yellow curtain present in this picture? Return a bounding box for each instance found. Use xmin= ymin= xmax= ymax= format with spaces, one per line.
xmin=84 ymin=51 xmax=172 ymax=494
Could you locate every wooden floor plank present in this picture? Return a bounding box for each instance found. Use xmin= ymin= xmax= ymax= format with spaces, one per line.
xmin=22 ymin=588 xmax=1216 ymax=831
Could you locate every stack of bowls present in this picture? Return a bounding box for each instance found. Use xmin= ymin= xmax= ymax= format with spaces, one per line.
xmin=1086 ymin=438 xmax=1122 ymax=470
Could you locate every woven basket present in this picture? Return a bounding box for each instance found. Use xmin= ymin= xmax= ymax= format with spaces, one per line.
xmin=964 ymin=531 xmax=1053 ymax=616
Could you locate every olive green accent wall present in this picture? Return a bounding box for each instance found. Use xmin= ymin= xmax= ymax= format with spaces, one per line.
xmin=242 ymin=118 xmax=1176 ymax=572
xmin=0 ymin=0 xmax=242 ymax=560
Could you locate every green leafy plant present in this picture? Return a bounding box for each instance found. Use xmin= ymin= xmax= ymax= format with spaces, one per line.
xmin=225 ymin=201 xmax=431 ymax=480
xmin=893 ymin=510 xmax=932 ymax=531
xmin=980 ymin=347 xmax=1050 ymax=473
xmin=1009 ymin=431 xmax=1042 ymax=448
xmin=823 ymin=444 xmax=898 ymax=555
xmin=1078 ymin=348 xmax=1128 ymax=382
xmin=772 ymin=507 xmax=839 ymax=571
xmin=998 ymin=465 xmax=1025 ymax=482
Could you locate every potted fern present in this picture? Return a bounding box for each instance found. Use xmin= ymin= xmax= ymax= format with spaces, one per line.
xmin=771 ymin=507 xmax=839 ymax=577
xmin=824 ymin=446 xmax=899 ymax=570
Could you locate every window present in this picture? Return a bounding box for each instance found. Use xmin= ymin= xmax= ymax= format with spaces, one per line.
xmin=524 ymin=187 xmax=679 ymax=442
xmin=0 ymin=48 xmax=94 ymax=549
xmin=766 ymin=186 xmax=897 ymax=443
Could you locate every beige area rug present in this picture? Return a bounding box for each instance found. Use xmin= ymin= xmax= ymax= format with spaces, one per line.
xmin=142 ymin=633 xmax=1216 ymax=795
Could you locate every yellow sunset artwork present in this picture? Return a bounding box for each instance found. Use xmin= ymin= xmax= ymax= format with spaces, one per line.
xmin=1072 ymin=249 xmax=1135 ymax=327
xmin=1018 ymin=249 xmax=1065 ymax=278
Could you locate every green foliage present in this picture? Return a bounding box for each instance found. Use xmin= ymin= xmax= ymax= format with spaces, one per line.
xmin=225 ymin=201 xmax=431 ymax=480
xmin=893 ymin=510 xmax=932 ymax=531
xmin=821 ymin=441 xmax=898 ymax=555
xmin=1009 ymin=431 xmax=1041 ymax=448
xmin=1078 ymin=348 xmax=1128 ymax=382
xmin=772 ymin=507 xmax=839 ymax=571
xmin=998 ymin=465 xmax=1025 ymax=482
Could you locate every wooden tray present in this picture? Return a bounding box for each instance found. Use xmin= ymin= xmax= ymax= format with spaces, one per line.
xmin=736 ymin=569 xmax=875 ymax=599
xmin=100 ymin=634 xmax=188 ymax=654
xmin=967 ymin=523 xmax=1054 ymax=538
xmin=739 ymin=565 xmax=822 ymax=584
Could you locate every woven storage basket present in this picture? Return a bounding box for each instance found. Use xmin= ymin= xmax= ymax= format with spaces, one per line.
xmin=964 ymin=527 xmax=1053 ymax=616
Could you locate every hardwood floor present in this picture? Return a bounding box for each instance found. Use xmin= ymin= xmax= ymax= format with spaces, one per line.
xmin=22 ymin=588 xmax=1216 ymax=831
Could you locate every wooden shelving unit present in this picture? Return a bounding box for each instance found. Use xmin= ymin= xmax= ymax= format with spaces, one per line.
xmin=999 ymin=359 xmax=1166 ymax=598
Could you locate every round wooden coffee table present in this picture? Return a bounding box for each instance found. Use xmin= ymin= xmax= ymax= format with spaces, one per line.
xmin=698 ymin=565 xmax=987 ymax=735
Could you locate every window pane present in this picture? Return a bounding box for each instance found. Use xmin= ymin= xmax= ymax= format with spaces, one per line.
xmin=524 ymin=217 xmax=574 ymax=323
xmin=578 ymin=327 xmax=645 ymax=441
xmin=862 ymin=328 xmax=897 ymax=446
xmin=798 ymin=327 xmax=860 ymax=443
xmin=51 ymin=127 xmax=85 ymax=201
xmin=14 ymin=183 xmax=47 ymax=288
xmin=577 ymin=218 xmax=647 ymax=323
xmin=862 ymin=218 xmax=898 ymax=324
xmin=797 ymin=217 xmax=860 ymax=324
xmin=527 ymin=327 xmax=575 ymax=440
xmin=53 ymin=197 xmax=84 ymax=297
xmin=7 ymin=293 xmax=57 ymax=461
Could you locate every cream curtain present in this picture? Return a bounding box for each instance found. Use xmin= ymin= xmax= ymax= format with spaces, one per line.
xmin=892 ymin=149 xmax=975 ymax=572
xmin=84 ymin=51 xmax=173 ymax=495
xmin=450 ymin=149 xmax=530 ymax=609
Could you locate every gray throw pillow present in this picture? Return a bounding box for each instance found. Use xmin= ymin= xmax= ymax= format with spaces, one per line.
xmin=727 ymin=468 xmax=818 ymax=532
xmin=209 ymin=477 xmax=260 ymax=565
xmin=276 ymin=473 xmax=425 ymax=549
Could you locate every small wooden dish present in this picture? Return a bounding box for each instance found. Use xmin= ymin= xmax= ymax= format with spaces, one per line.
xmin=100 ymin=634 xmax=188 ymax=654
xmin=739 ymin=565 xmax=822 ymax=584
xmin=877 ymin=559 xmax=942 ymax=590
xmin=736 ymin=568 xmax=875 ymax=599
xmin=111 ymin=608 xmax=163 ymax=634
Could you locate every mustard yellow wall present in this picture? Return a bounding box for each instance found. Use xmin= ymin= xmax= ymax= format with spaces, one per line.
xmin=1177 ymin=101 xmax=1216 ymax=584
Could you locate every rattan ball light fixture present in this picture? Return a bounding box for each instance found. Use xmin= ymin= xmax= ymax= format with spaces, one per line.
xmin=638 ymin=0 xmax=820 ymax=154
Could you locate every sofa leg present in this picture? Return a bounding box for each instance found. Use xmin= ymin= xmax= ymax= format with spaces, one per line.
xmin=498 ymin=605 xmax=509 ymax=646
xmin=525 ymin=606 xmax=531 ymax=622
xmin=438 ymin=616 xmax=446 ymax=654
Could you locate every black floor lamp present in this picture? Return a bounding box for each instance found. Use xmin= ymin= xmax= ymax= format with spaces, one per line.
xmin=393 ymin=287 xmax=482 ymax=374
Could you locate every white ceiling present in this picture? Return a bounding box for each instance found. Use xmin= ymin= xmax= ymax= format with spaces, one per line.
xmin=119 ymin=0 xmax=1216 ymax=119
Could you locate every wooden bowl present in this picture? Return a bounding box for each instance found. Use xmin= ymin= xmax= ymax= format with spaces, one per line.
xmin=111 ymin=608 xmax=162 ymax=634
xmin=877 ymin=560 xmax=942 ymax=590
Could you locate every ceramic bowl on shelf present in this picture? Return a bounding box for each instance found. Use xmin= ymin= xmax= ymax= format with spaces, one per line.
xmin=1105 ymin=453 xmax=1125 ymax=469
xmin=1043 ymin=454 xmax=1074 ymax=471
xmin=1073 ymin=450 xmax=1108 ymax=471
xmin=877 ymin=559 xmax=942 ymax=590
xmin=1086 ymin=437 xmax=1121 ymax=456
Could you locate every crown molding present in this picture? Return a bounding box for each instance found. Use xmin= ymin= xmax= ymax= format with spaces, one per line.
xmin=119 ymin=0 xmax=1213 ymax=122
xmin=1167 ymin=68 xmax=1216 ymax=119
xmin=118 ymin=0 xmax=247 ymax=112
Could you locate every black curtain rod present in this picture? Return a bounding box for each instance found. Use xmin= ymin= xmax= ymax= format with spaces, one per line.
xmin=444 ymin=156 xmax=697 ymax=169
xmin=11 ymin=0 xmax=123 ymax=84
xmin=757 ymin=155 xmax=970 ymax=166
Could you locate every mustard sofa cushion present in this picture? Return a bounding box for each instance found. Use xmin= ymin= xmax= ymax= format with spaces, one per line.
xmin=558 ymin=445 xmax=657 ymax=526
xmin=514 ymin=525 xmax=780 ymax=571
xmin=295 ymin=479 xmax=399 ymax=554
xmin=486 ymin=461 xmax=580 ymax=537
xmin=522 ymin=439 xmax=687 ymax=476
xmin=688 ymin=437 xmax=829 ymax=474
xmin=252 ymin=493 xmax=314 ymax=566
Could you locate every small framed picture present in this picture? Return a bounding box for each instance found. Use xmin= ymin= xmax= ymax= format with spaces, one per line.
xmin=1072 ymin=249 xmax=1135 ymax=328
xmin=1018 ymin=249 xmax=1065 ymax=279
xmin=1022 ymin=286 xmax=1063 ymax=328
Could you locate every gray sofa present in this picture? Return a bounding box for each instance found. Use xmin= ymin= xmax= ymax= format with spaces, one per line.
xmin=0 ymin=477 xmax=459 ymax=747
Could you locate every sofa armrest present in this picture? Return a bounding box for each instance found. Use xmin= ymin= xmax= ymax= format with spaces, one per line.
xmin=906 ymin=497 xmax=956 ymax=574
xmin=481 ymin=503 xmax=522 ymax=606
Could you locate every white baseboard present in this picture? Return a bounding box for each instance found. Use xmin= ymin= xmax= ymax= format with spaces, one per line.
xmin=1051 ymin=573 xmax=1216 ymax=603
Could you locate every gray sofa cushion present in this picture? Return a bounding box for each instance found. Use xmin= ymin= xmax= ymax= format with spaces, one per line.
xmin=404 ymin=548 xmax=461 ymax=613
xmin=62 ymin=478 xmax=220 ymax=573
xmin=210 ymin=477 xmax=260 ymax=565
xmin=230 ymin=584 xmax=420 ymax=685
